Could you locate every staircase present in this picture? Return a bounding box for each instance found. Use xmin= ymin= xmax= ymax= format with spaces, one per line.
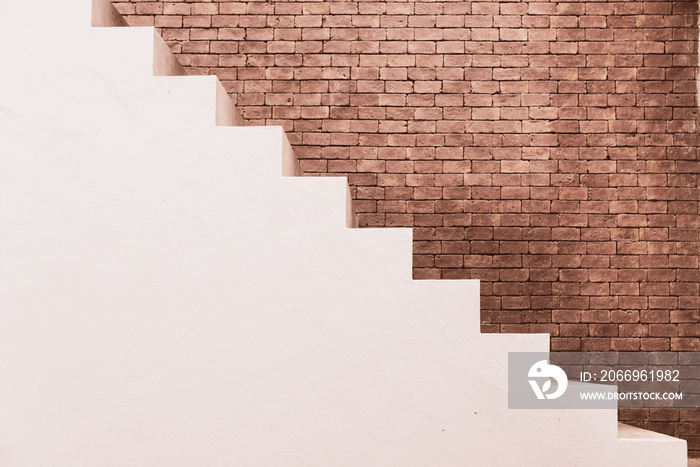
xmin=0 ymin=0 xmax=688 ymax=464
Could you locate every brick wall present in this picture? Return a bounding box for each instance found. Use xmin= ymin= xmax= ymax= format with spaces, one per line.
xmin=114 ymin=0 xmax=700 ymax=454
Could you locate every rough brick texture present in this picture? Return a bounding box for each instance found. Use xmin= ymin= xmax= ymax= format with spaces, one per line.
xmin=115 ymin=0 xmax=700 ymax=454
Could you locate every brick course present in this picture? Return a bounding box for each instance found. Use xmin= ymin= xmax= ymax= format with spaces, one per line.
xmin=115 ymin=0 xmax=700 ymax=454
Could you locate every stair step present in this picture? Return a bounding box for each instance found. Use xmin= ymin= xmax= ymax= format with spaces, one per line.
xmin=618 ymin=422 xmax=683 ymax=442
xmin=617 ymin=422 xmax=687 ymax=466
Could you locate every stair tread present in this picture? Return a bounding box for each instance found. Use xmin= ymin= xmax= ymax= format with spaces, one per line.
xmin=618 ymin=422 xmax=686 ymax=443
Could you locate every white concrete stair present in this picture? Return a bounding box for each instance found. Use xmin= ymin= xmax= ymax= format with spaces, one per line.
xmin=0 ymin=0 xmax=688 ymax=465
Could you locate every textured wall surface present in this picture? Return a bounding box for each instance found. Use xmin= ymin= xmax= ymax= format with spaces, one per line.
xmin=114 ymin=0 xmax=700 ymax=454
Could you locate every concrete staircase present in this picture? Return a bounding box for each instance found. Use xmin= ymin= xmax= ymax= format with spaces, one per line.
xmin=0 ymin=0 xmax=688 ymax=464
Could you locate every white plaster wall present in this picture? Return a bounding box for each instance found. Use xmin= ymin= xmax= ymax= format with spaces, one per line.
xmin=0 ymin=1 xmax=687 ymax=465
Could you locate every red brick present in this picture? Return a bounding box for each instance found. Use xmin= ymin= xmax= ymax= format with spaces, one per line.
xmin=126 ymin=0 xmax=700 ymax=438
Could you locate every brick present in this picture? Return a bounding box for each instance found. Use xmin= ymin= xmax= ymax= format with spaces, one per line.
xmin=127 ymin=0 xmax=700 ymax=438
